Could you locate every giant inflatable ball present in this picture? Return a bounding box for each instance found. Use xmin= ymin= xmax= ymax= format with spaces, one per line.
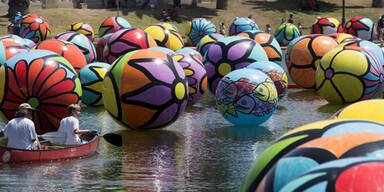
xmin=98 ymin=16 xmax=131 ymax=38
xmin=18 ymin=14 xmax=51 ymax=43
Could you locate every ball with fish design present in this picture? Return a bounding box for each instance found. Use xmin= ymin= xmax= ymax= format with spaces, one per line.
xmin=67 ymin=22 xmax=95 ymax=41
xmin=247 ymin=61 xmax=288 ymax=99
xmin=258 ymin=132 xmax=384 ymax=192
xmin=17 ymin=14 xmax=51 ymax=43
xmin=274 ymin=23 xmax=301 ymax=46
xmin=216 ymin=68 xmax=278 ymax=125
xmin=79 ymin=62 xmax=109 ymax=106
xmin=144 ymin=24 xmax=184 ymax=51
xmin=229 ymin=17 xmax=259 ymax=36
xmin=0 ymin=50 xmax=81 ymax=134
xmin=204 ymin=36 xmax=269 ymax=94
xmin=197 ymin=33 xmax=224 ymax=56
xmin=175 ymin=47 xmax=203 ymax=62
xmin=286 ymin=34 xmax=339 ymax=89
xmin=280 ymin=157 xmax=384 ymax=192
xmin=185 ymin=18 xmax=217 ymax=46
xmin=311 ymin=16 xmax=343 ymax=35
xmin=239 ymin=119 xmax=384 ymax=192
xmin=102 ymin=49 xmax=188 ymax=129
xmin=98 ymin=16 xmax=131 ymax=38
xmin=103 ymin=28 xmax=157 ymax=64
xmin=172 ymin=53 xmax=207 ymax=105
xmin=95 ymin=33 xmax=113 ymax=62
xmin=54 ymin=31 xmax=97 ymax=63
xmin=344 ymin=16 xmax=376 ymax=41
xmin=34 ymin=39 xmax=87 ymax=73
xmin=237 ymin=30 xmax=282 ymax=65
xmin=0 ymin=39 xmax=30 ymax=66
xmin=316 ymin=46 xmax=384 ymax=104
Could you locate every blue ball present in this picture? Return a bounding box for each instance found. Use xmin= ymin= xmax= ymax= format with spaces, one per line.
xmin=230 ymin=17 xmax=259 ymax=36
xmin=216 ymin=68 xmax=278 ymax=125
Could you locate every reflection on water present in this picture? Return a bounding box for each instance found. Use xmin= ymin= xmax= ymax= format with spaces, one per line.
xmin=0 ymin=89 xmax=337 ymax=191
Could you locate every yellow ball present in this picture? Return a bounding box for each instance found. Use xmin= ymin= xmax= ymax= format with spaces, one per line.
xmin=144 ymin=24 xmax=184 ymax=51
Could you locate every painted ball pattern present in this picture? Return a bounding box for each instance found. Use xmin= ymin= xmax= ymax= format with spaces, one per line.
xmin=286 ymin=34 xmax=339 ymax=89
xmin=0 ymin=50 xmax=81 ymax=134
xmin=159 ymin=22 xmax=179 ymax=32
xmin=311 ymin=16 xmax=343 ymax=35
xmin=18 ymin=14 xmax=51 ymax=43
xmin=95 ymin=33 xmax=113 ymax=62
xmin=204 ymin=36 xmax=269 ymax=94
xmin=274 ymin=23 xmax=301 ymax=46
xmin=328 ymin=32 xmax=356 ymax=43
xmin=280 ymin=157 xmax=384 ymax=192
xmin=78 ymin=62 xmax=110 ymax=106
xmin=239 ymin=119 xmax=384 ymax=192
xmin=0 ymin=39 xmax=30 ymax=66
xmin=185 ymin=18 xmax=217 ymax=46
xmin=34 ymin=39 xmax=87 ymax=73
xmin=260 ymin=132 xmax=384 ymax=192
xmin=103 ymin=28 xmax=158 ymax=64
xmin=102 ymin=49 xmax=188 ymax=129
xmin=98 ymin=16 xmax=131 ymax=38
xmin=216 ymin=68 xmax=278 ymax=125
xmin=344 ymin=16 xmax=376 ymax=41
xmin=144 ymin=24 xmax=184 ymax=51
xmin=331 ymin=99 xmax=384 ymax=124
xmin=316 ymin=46 xmax=384 ymax=104
xmin=175 ymin=47 xmax=203 ymax=62
xmin=172 ymin=53 xmax=207 ymax=105
xmin=229 ymin=17 xmax=259 ymax=36
xmin=338 ymin=39 xmax=384 ymax=68
xmin=247 ymin=61 xmax=288 ymax=99
xmin=197 ymin=33 xmax=224 ymax=56
xmin=54 ymin=31 xmax=97 ymax=64
xmin=67 ymin=22 xmax=95 ymax=41
xmin=0 ymin=34 xmax=34 ymax=48
xmin=237 ymin=30 xmax=282 ymax=65
xmin=148 ymin=47 xmax=175 ymax=55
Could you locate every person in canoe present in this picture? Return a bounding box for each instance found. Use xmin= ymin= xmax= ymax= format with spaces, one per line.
xmin=2 ymin=103 xmax=41 ymax=150
xmin=58 ymin=104 xmax=92 ymax=145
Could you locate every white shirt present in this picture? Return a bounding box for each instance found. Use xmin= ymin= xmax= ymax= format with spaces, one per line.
xmin=4 ymin=117 xmax=37 ymax=150
xmin=58 ymin=116 xmax=81 ymax=145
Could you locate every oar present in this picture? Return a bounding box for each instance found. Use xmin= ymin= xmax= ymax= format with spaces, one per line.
xmin=39 ymin=131 xmax=122 ymax=147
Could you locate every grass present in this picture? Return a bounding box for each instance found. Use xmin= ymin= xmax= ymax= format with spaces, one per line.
xmin=0 ymin=0 xmax=383 ymax=41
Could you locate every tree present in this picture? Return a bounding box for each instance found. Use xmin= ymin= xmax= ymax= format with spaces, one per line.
xmin=192 ymin=0 xmax=197 ymax=7
xmin=372 ymin=0 xmax=384 ymax=7
xmin=8 ymin=0 xmax=30 ymax=18
xmin=216 ymin=0 xmax=228 ymax=9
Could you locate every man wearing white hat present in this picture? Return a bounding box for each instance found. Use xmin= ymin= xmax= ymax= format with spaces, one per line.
xmin=3 ymin=103 xmax=40 ymax=150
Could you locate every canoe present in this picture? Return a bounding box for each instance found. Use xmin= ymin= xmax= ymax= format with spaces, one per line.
xmin=0 ymin=133 xmax=100 ymax=164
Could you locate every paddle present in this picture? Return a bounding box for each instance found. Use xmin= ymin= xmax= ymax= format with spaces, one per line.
xmin=39 ymin=131 xmax=122 ymax=147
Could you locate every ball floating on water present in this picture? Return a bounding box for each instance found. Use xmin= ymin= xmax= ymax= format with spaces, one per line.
xmin=102 ymin=49 xmax=188 ymax=129
xmin=311 ymin=16 xmax=343 ymax=35
xmin=67 ymin=22 xmax=95 ymax=41
xmin=216 ymin=68 xmax=278 ymax=125
xmin=239 ymin=119 xmax=384 ymax=192
xmin=18 ymin=14 xmax=51 ymax=43
xmin=0 ymin=50 xmax=81 ymax=134
xmin=204 ymin=36 xmax=268 ymax=94
xmin=103 ymin=28 xmax=157 ymax=64
xmin=331 ymin=99 xmax=384 ymax=124
xmin=247 ymin=61 xmax=288 ymax=99
xmin=79 ymin=62 xmax=110 ymax=106
xmin=316 ymin=46 xmax=384 ymax=104
xmin=286 ymin=34 xmax=339 ymax=89
xmin=344 ymin=16 xmax=376 ymax=41
xmin=34 ymin=39 xmax=87 ymax=73
xmin=229 ymin=17 xmax=259 ymax=36
xmin=98 ymin=16 xmax=131 ymax=38
xmin=172 ymin=53 xmax=207 ymax=105
xmin=144 ymin=24 xmax=184 ymax=51
xmin=274 ymin=23 xmax=301 ymax=46
xmin=185 ymin=18 xmax=217 ymax=46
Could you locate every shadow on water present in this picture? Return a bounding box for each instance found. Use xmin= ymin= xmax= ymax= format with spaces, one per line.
xmin=217 ymin=124 xmax=273 ymax=142
xmin=316 ymin=102 xmax=345 ymax=117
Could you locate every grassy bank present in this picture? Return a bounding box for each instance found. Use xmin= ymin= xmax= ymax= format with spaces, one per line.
xmin=0 ymin=0 xmax=383 ymax=39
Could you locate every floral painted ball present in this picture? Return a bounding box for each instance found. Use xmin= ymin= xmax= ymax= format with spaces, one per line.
xmin=197 ymin=33 xmax=224 ymax=56
xmin=311 ymin=16 xmax=343 ymax=35
xmin=185 ymin=18 xmax=217 ymax=46
xmin=229 ymin=17 xmax=259 ymax=36
xmin=54 ymin=31 xmax=97 ymax=64
xmin=95 ymin=33 xmax=113 ymax=62
xmin=103 ymin=28 xmax=157 ymax=64
xmin=0 ymin=50 xmax=81 ymax=134
xmin=344 ymin=16 xmax=376 ymax=41
xmin=98 ymin=16 xmax=131 ymax=38
xmin=78 ymin=62 xmax=110 ymax=106
xmin=175 ymin=47 xmax=203 ymax=62
xmin=172 ymin=53 xmax=207 ymax=105
xmin=0 ymin=39 xmax=30 ymax=66
xmin=274 ymin=23 xmax=301 ymax=46
xmin=67 ymin=22 xmax=95 ymax=41
xmin=144 ymin=24 xmax=184 ymax=51
xmin=204 ymin=36 xmax=268 ymax=94
xmin=18 ymin=14 xmax=51 ymax=43
xmin=102 ymin=49 xmax=188 ymax=129
xmin=216 ymin=68 xmax=278 ymax=125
